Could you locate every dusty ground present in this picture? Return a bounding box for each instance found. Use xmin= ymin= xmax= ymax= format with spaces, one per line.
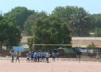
xmin=0 ymin=58 xmax=101 ymax=72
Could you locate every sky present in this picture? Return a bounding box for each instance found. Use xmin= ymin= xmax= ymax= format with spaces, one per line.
xmin=0 ymin=0 xmax=100 ymax=14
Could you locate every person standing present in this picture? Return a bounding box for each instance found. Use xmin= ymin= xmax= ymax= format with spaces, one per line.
xmin=26 ymin=51 xmax=31 ymax=62
xmin=10 ymin=49 xmax=15 ymax=63
xmin=45 ymin=52 xmax=50 ymax=63
xmin=31 ymin=51 xmax=34 ymax=61
xmin=15 ymin=51 xmax=21 ymax=62
xmin=52 ymin=52 xmax=56 ymax=61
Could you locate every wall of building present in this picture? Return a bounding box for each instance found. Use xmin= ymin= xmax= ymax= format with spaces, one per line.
xmin=72 ymin=37 xmax=101 ymax=48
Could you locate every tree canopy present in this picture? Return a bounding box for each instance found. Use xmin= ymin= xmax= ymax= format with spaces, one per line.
xmin=51 ymin=6 xmax=94 ymax=36
xmin=4 ymin=7 xmax=34 ymax=31
xmin=0 ymin=16 xmax=21 ymax=51
xmin=3 ymin=6 xmax=97 ymax=37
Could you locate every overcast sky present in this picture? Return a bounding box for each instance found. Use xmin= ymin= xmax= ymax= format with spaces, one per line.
xmin=0 ymin=0 xmax=100 ymax=14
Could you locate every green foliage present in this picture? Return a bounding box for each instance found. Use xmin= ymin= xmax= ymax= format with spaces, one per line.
xmin=27 ymin=38 xmax=33 ymax=51
xmin=4 ymin=6 xmax=95 ymax=37
xmin=92 ymin=14 xmax=101 ymax=28
xmin=34 ymin=16 xmax=71 ymax=44
xmin=4 ymin=7 xmax=34 ymax=31
xmin=0 ymin=17 xmax=21 ymax=51
xmin=52 ymin=6 xmax=94 ymax=36
xmin=26 ymin=15 xmax=71 ymax=50
xmin=91 ymin=14 xmax=101 ymax=37
xmin=94 ymin=28 xmax=101 ymax=37
xmin=24 ymin=12 xmax=47 ymax=35
xmin=0 ymin=15 xmax=3 ymax=21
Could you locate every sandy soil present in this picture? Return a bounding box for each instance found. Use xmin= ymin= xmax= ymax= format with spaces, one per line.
xmin=0 ymin=59 xmax=101 ymax=72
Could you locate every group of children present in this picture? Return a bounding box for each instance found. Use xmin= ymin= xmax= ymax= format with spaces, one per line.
xmin=10 ymin=50 xmax=57 ymax=63
xmin=26 ymin=51 xmax=53 ymax=63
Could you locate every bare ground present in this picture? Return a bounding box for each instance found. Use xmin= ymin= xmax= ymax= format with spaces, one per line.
xmin=0 ymin=58 xmax=101 ymax=72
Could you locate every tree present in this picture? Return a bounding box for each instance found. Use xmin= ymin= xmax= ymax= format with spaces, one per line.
xmin=4 ymin=7 xmax=34 ymax=32
xmin=29 ymin=15 xmax=71 ymax=50
xmin=52 ymin=6 xmax=94 ymax=36
xmin=0 ymin=17 xmax=21 ymax=52
xmin=6 ymin=25 xmax=21 ymax=50
xmin=27 ymin=38 xmax=33 ymax=51
xmin=0 ymin=15 xmax=5 ymax=52
xmin=92 ymin=14 xmax=101 ymax=28
xmin=0 ymin=15 xmax=3 ymax=21
xmin=24 ymin=11 xmax=47 ymax=35
xmin=91 ymin=14 xmax=101 ymax=37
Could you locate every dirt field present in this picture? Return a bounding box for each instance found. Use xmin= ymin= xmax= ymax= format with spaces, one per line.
xmin=0 ymin=59 xmax=101 ymax=72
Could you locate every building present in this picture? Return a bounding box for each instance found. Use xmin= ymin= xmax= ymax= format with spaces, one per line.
xmin=72 ymin=37 xmax=101 ymax=48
